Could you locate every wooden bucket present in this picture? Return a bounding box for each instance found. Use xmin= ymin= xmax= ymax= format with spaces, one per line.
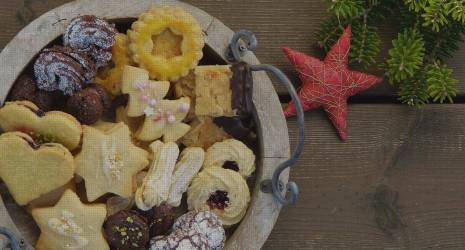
xmin=0 ymin=0 xmax=296 ymax=249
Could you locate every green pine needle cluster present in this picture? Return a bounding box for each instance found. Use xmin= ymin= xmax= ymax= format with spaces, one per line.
xmin=316 ymin=0 xmax=465 ymax=107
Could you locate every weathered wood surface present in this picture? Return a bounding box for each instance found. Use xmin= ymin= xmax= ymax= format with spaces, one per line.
xmin=2 ymin=1 xmax=465 ymax=250
xmin=2 ymin=0 xmax=465 ymax=97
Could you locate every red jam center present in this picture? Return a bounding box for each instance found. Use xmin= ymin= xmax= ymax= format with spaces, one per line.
xmin=207 ymin=190 xmax=230 ymax=210
xmin=223 ymin=161 xmax=239 ymax=172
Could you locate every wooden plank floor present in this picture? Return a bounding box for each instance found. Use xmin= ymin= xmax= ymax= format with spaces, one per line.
xmin=2 ymin=1 xmax=465 ymax=249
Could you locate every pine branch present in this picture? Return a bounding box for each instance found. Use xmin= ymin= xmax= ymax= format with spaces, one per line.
xmin=315 ymin=16 xmax=347 ymax=52
xmin=425 ymin=62 xmax=458 ymax=103
xmin=385 ymin=29 xmax=425 ymax=83
xmin=350 ymin=23 xmax=381 ymax=68
xmin=446 ymin=0 xmax=465 ymax=24
xmin=398 ymin=77 xmax=429 ymax=107
xmin=422 ymin=0 xmax=449 ymax=32
xmin=404 ymin=0 xmax=427 ymax=13
xmin=327 ymin=0 xmax=365 ymax=19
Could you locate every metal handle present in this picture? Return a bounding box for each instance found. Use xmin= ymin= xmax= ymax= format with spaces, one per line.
xmin=227 ymin=30 xmax=305 ymax=206
xmin=0 ymin=226 xmax=25 ymax=250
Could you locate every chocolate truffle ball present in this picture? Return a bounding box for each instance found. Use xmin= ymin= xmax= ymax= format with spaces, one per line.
xmin=66 ymin=87 xmax=104 ymax=125
xmin=146 ymin=204 xmax=176 ymax=237
xmin=104 ymin=210 xmax=150 ymax=250
xmin=9 ymin=75 xmax=55 ymax=111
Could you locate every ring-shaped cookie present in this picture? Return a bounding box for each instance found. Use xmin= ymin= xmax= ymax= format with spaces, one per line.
xmin=128 ymin=6 xmax=204 ymax=81
xmin=187 ymin=167 xmax=250 ymax=226
xmin=95 ymin=34 xmax=132 ymax=95
xmin=203 ymin=139 xmax=256 ymax=178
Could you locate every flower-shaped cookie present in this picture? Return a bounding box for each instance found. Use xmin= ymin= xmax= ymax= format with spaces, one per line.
xmin=121 ymin=66 xmax=191 ymax=142
xmin=75 ymin=123 xmax=149 ymax=202
xmin=32 ymin=189 xmax=109 ymax=250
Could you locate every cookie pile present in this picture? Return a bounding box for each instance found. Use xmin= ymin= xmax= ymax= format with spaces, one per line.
xmin=0 ymin=5 xmax=257 ymax=250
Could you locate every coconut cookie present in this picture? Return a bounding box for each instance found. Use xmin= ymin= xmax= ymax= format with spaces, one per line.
xmin=0 ymin=132 xmax=74 ymax=205
xmin=0 ymin=101 xmax=82 ymax=150
xmin=167 ymin=147 xmax=205 ymax=207
xmin=136 ymin=141 xmax=179 ymax=210
xmin=187 ymin=167 xmax=250 ymax=226
xmin=128 ymin=6 xmax=204 ymax=81
xmin=32 ymin=189 xmax=109 ymax=250
xmin=173 ymin=70 xmax=196 ymax=121
xmin=204 ymin=139 xmax=256 ymax=178
xmin=75 ymin=123 xmax=149 ymax=202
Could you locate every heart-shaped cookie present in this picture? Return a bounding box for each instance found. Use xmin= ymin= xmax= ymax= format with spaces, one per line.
xmin=0 ymin=132 xmax=75 ymax=205
xmin=0 ymin=101 xmax=82 ymax=150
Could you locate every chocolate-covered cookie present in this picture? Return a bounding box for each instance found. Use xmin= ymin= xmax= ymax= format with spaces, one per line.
xmin=231 ymin=62 xmax=253 ymax=118
xmin=66 ymin=87 xmax=104 ymax=125
xmin=9 ymin=75 xmax=55 ymax=111
xmin=88 ymin=83 xmax=112 ymax=111
xmin=104 ymin=210 xmax=150 ymax=249
xmin=145 ymin=204 xmax=176 ymax=237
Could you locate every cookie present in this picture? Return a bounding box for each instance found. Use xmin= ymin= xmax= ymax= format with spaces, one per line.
xmin=173 ymin=70 xmax=196 ymax=121
xmin=166 ymin=147 xmax=205 ymax=207
xmin=66 ymin=87 xmax=105 ymax=125
xmin=135 ymin=141 xmax=179 ymax=210
xmin=0 ymin=101 xmax=82 ymax=150
xmin=121 ymin=66 xmax=170 ymax=118
xmin=64 ymin=15 xmax=117 ymax=68
xmin=75 ymin=123 xmax=149 ymax=202
xmin=194 ymin=65 xmax=234 ymax=117
xmin=28 ymin=181 xmax=76 ymax=211
xmin=0 ymin=132 xmax=75 ymax=205
xmin=173 ymin=211 xmax=225 ymax=250
xmin=32 ymin=189 xmax=109 ymax=250
xmin=203 ymin=139 xmax=256 ymax=178
xmin=128 ymin=6 xmax=204 ymax=81
xmin=181 ymin=117 xmax=231 ymax=150
xmin=121 ymin=65 xmax=191 ymax=142
xmin=115 ymin=106 xmax=145 ymax=134
xmin=9 ymin=75 xmax=55 ymax=111
xmin=104 ymin=210 xmax=150 ymax=249
xmin=187 ymin=167 xmax=250 ymax=226
xmin=149 ymin=228 xmax=210 ymax=250
xmin=34 ymin=46 xmax=97 ymax=96
xmin=145 ymin=204 xmax=176 ymax=237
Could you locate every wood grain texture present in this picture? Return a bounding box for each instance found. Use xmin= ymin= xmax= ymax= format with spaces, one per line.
xmin=264 ymin=104 xmax=465 ymax=250
xmin=2 ymin=0 xmax=465 ymax=97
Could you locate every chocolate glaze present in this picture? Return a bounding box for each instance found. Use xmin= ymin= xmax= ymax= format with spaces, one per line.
xmin=9 ymin=75 xmax=55 ymax=111
xmin=103 ymin=210 xmax=150 ymax=250
xmin=213 ymin=117 xmax=251 ymax=141
xmin=230 ymin=62 xmax=253 ymax=118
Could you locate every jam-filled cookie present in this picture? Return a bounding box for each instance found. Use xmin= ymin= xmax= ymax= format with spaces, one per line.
xmin=187 ymin=167 xmax=250 ymax=226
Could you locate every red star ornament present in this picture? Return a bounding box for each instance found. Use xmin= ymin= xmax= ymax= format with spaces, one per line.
xmin=283 ymin=26 xmax=383 ymax=140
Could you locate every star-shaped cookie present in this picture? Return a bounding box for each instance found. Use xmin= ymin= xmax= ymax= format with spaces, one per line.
xmin=121 ymin=65 xmax=170 ymax=117
xmin=32 ymin=189 xmax=109 ymax=250
xmin=121 ymin=65 xmax=191 ymax=142
xmin=75 ymin=123 xmax=149 ymax=202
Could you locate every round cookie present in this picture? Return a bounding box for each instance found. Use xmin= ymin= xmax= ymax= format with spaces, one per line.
xmin=9 ymin=75 xmax=55 ymax=111
xmin=145 ymin=204 xmax=176 ymax=237
xmin=173 ymin=211 xmax=225 ymax=250
xmin=149 ymin=228 xmax=210 ymax=250
xmin=203 ymin=139 xmax=256 ymax=178
xmin=34 ymin=46 xmax=97 ymax=96
xmin=64 ymin=15 xmax=117 ymax=67
xmin=104 ymin=210 xmax=150 ymax=249
xmin=187 ymin=167 xmax=251 ymax=226
xmin=66 ymin=87 xmax=104 ymax=125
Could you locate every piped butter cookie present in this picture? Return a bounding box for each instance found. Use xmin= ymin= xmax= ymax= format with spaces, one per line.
xmin=204 ymin=139 xmax=256 ymax=178
xmin=187 ymin=167 xmax=250 ymax=226
xmin=32 ymin=189 xmax=109 ymax=250
xmin=128 ymin=6 xmax=204 ymax=81
xmin=75 ymin=123 xmax=149 ymax=202
xmin=0 ymin=101 xmax=82 ymax=150
xmin=0 ymin=132 xmax=74 ymax=205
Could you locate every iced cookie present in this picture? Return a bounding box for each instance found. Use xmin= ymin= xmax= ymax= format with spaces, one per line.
xmin=0 ymin=101 xmax=82 ymax=150
xmin=204 ymin=139 xmax=256 ymax=178
xmin=128 ymin=6 xmax=204 ymax=81
xmin=181 ymin=117 xmax=231 ymax=150
xmin=121 ymin=66 xmax=191 ymax=142
xmin=149 ymin=227 xmax=210 ymax=250
xmin=115 ymin=106 xmax=145 ymax=135
xmin=121 ymin=66 xmax=170 ymax=117
xmin=166 ymin=147 xmax=205 ymax=207
xmin=0 ymin=132 xmax=75 ymax=205
xmin=136 ymin=141 xmax=179 ymax=210
xmin=173 ymin=211 xmax=225 ymax=250
xmin=187 ymin=167 xmax=250 ymax=226
xmin=75 ymin=123 xmax=149 ymax=202
xmin=32 ymin=189 xmax=109 ymax=250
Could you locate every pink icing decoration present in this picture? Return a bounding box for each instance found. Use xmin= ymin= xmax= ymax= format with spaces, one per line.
xmin=167 ymin=114 xmax=176 ymax=124
xmin=141 ymin=95 xmax=149 ymax=102
xmin=149 ymin=99 xmax=158 ymax=107
xmin=179 ymin=103 xmax=190 ymax=113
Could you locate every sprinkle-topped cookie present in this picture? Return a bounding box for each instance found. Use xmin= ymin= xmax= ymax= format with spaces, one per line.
xmin=104 ymin=210 xmax=150 ymax=249
xmin=64 ymin=15 xmax=117 ymax=68
xmin=75 ymin=123 xmax=149 ymax=202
